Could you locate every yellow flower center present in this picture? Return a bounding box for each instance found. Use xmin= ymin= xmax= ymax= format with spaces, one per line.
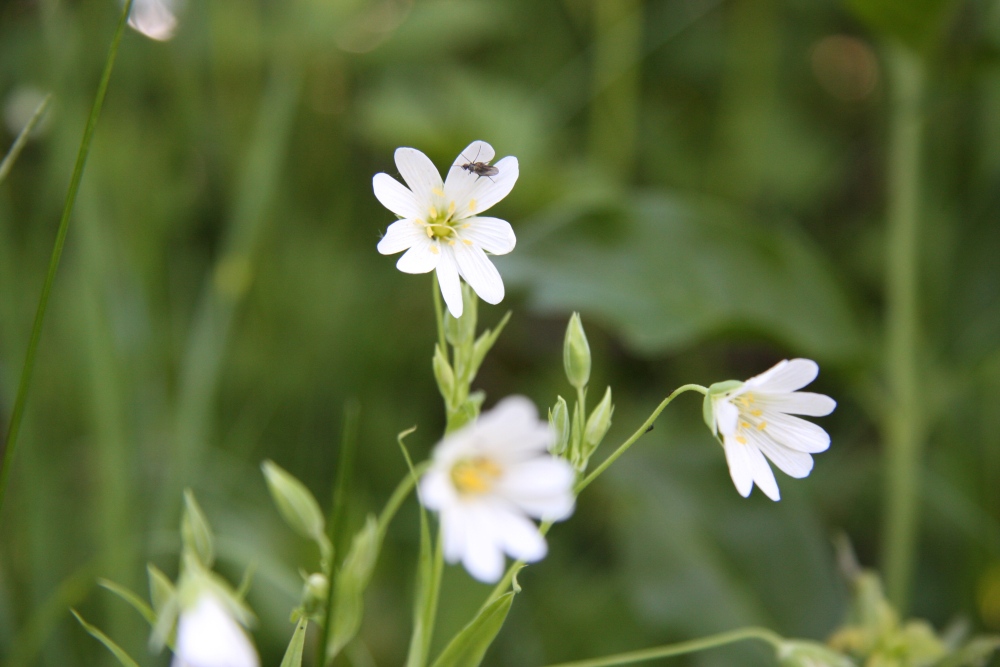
xmin=450 ymin=457 xmax=503 ymax=495
xmin=420 ymin=199 xmax=460 ymax=243
xmin=731 ymin=392 xmax=767 ymax=445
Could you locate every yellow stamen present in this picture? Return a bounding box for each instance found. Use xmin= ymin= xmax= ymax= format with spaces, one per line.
xmin=432 ymin=187 xmax=445 ymax=197
xmin=451 ymin=457 xmax=503 ymax=495
xmin=463 ymin=239 xmax=473 ymax=245
xmin=447 ymin=201 xmax=456 ymax=217
xmin=751 ymin=409 xmax=763 ymax=417
xmin=740 ymin=422 xmax=750 ymax=430
xmin=468 ymin=198 xmax=477 ymax=211
xmin=425 ymin=227 xmax=434 ymax=238
xmin=429 ymin=206 xmax=438 ymax=219
xmin=756 ymin=422 xmax=767 ymax=431
xmin=429 ymin=244 xmax=440 ymax=254
xmin=735 ymin=435 xmax=747 ymax=445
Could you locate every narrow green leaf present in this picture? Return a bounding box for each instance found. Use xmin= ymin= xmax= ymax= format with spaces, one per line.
xmin=326 ymin=516 xmax=380 ymax=660
xmin=280 ymin=617 xmax=310 ymax=667
xmin=182 ymin=489 xmax=215 ymax=567
xmin=98 ymin=578 xmax=156 ymax=626
xmin=406 ymin=513 xmax=442 ymax=667
xmin=71 ymin=610 xmax=141 ymax=667
xmin=468 ymin=311 xmax=512 ymax=382
xmin=0 ymin=92 xmax=51 ymax=186
xmin=430 ymin=592 xmax=516 ymax=667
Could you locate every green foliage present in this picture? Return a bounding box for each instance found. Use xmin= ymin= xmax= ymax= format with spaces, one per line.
xmin=326 ymin=516 xmax=380 ymax=660
xmin=846 ymin=0 xmax=957 ymax=52
xmin=279 ymin=617 xmax=309 ymax=667
xmin=262 ymin=459 xmax=333 ymax=565
xmin=71 ymin=610 xmax=140 ymax=667
xmin=430 ymin=592 xmax=516 ymax=667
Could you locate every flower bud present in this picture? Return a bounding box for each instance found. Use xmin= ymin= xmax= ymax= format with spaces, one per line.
xmin=548 ymin=396 xmax=570 ymax=456
xmin=182 ymin=490 xmax=215 ymax=568
xmin=584 ymin=386 xmax=614 ymax=448
xmin=301 ymin=573 xmax=329 ymax=619
xmin=433 ymin=345 xmax=456 ymax=404
xmin=776 ymin=640 xmax=855 ymax=667
xmin=261 ymin=461 xmax=331 ymax=561
xmin=563 ymin=313 xmax=591 ymax=390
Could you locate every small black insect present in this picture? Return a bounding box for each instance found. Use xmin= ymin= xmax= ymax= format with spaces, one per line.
xmin=457 ymin=146 xmax=499 ymax=180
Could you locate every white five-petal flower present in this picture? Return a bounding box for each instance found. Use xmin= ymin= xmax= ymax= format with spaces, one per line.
xmin=374 ymin=141 xmax=518 ymax=318
xmin=172 ymin=593 xmax=260 ymax=667
xmin=419 ymin=396 xmax=575 ymax=583
xmin=710 ymin=359 xmax=836 ymax=501
xmin=127 ymin=0 xmax=179 ymax=41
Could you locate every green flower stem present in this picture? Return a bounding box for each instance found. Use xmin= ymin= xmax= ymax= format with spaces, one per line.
xmin=538 ymin=627 xmax=784 ymax=667
xmin=432 ymin=273 xmax=447 ymax=354
xmin=882 ymin=43 xmax=926 ymax=613
xmin=0 ymin=0 xmax=134 ymax=518
xmin=482 ymin=383 xmax=707 ymax=607
xmin=575 ymin=384 xmax=707 ymax=495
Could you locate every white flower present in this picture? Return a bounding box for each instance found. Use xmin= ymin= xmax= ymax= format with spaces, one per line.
xmin=419 ymin=396 xmax=575 ymax=582
xmin=127 ymin=0 xmax=178 ymax=41
xmin=172 ymin=593 xmax=259 ymax=667
xmin=374 ymin=141 xmax=518 ymax=318
xmin=710 ymin=359 xmax=836 ymax=501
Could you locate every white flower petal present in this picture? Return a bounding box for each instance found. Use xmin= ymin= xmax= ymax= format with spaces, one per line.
xmin=436 ymin=247 xmax=463 ymax=317
xmin=747 ymin=428 xmax=814 ymax=479
xmin=762 ymin=412 xmax=831 ymax=454
xmin=450 ymin=156 xmax=519 ymax=217
xmin=396 ymin=238 xmax=439 ymax=274
xmin=394 ymin=147 xmax=442 ymax=205
xmin=461 ymin=508 xmax=505 ymax=583
xmin=724 ymin=437 xmax=754 ymax=498
xmin=759 ymin=391 xmax=836 ymax=417
xmin=454 ymin=243 xmax=504 ymax=305
xmin=377 ymin=219 xmax=425 ymax=255
xmin=714 ymin=398 xmax=740 ymax=437
xmin=491 ymin=503 xmax=547 ymax=563
xmin=444 ymin=141 xmax=497 ymax=204
xmin=747 ymin=359 xmax=819 ymax=394
xmin=373 ymin=173 xmax=423 ymax=220
xmin=455 ymin=140 xmax=496 ymax=166
xmin=418 ymin=468 xmax=454 ymax=511
xmin=128 ymin=0 xmax=178 ymax=41
xmin=173 ymin=594 xmax=259 ymax=667
xmin=441 ymin=506 xmax=468 ymax=564
xmin=744 ymin=442 xmax=780 ymax=501
xmin=498 ymin=458 xmax=575 ymax=520
xmin=461 ymin=217 xmax=516 ymax=255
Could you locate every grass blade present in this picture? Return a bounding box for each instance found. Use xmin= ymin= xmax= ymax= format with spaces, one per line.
xmin=71 ymin=610 xmax=141 ymax=667
xmin=0 ymin=93 xmax=51 ymax=186
xmin=0 ymin=0 xmax=135 ymax=518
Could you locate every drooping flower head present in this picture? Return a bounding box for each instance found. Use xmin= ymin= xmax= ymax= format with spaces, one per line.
xmin=705 ymin=359 xmax=836 ymax=501
xmin=127 ymin=0 xmax=178 ymax=41
xmin=172 ymin=592 xmax=259 ymax=667
xmin=419 ymin=396 xmax=575 ymax=582
xmin=374 ymin=141 xmax=518 ymax=318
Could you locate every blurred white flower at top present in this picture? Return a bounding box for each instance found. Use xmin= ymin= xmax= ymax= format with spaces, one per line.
xmin=127 ymin=0 xmax=178 ymax=41
xmin=419 ymin=396 xmax=575 ymax=582
xmin=374 ymin=141 xmax=518 ymax=318
xmin=172 ymin=593 xmax=259 ymax=667
xmin=709 ymin=359 xmax=836 ymax=501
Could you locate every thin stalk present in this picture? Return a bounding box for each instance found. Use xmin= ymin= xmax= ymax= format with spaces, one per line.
xmin=882 ymin=43 xmax=925 ymax=613
xmin=0 ymin=0 xmax=134 ymax=517
xmin=576 ymin=384 xmax=706 ymax=495
xmin=539 ymin=627 xmax=783 ymax=667
xmin=318 ymin=400 xmax=362 ymax=663
xmin=432 ymin=273 xmax=447 ymax=353
xmin=483 ymin=384 xmax=707 ymax=606
xmin=0 ymin=94 xmax=51 ymax=185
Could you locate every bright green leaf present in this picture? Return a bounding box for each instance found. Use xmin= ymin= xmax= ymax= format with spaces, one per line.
xmin=430 ymin=592 xmax=515 ymax=667
xmin=71 ymin=610 xmax=141 ymax=667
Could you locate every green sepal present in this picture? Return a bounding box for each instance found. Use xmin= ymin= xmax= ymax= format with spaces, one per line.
xmin=447 ymin=391 xmax=485 ymax=434
xmin=776 ymin=640 xmax=855 ymax=667
xmin=934 ymin=636 xmax=1000 ymax=667
xmin=430 ymin=592 xmax=516 ymax=667
xmin=702 ymin=380 xmax=743 ymax=433
xmin=280 ymin=616 xmax=310 ymax=667
xmin=563 ymin=312 xmax=591 ymax=390
xmin=182 ymin=490 xmax=215 ymax=568
xmin=469 ymin=311 xmax=511 ymax=383
xmin=72 ymin=610 xmax=141 ymax=667
xmin=445 ymin=283 xmax=478 ymax=348
xmin=548 ymin=396 xmax=570 ymax=456
xmin=262 ymin=460 xmax=333 ymax=565
xmin=147 ymin=564 xmax=175 ymax=617
xmin=584 ymin=386 xmax=614 ymax=448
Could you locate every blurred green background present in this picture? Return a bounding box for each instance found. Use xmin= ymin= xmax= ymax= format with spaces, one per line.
xmin=2 ymin=0 xmax=1000 ymax=664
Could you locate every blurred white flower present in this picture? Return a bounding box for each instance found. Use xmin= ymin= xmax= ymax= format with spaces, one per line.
xmin=172 ymin=593 xmax=259 ymax=667
xmin=127 ymin=0 xmax=178 ymax=41
xmin=419 ymin=396 xmax=575 ymax=582
xmin=710 ymin=359 xmax=836 ymax=501
xmin=374 ymin=141 xmax=518 ymax=318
